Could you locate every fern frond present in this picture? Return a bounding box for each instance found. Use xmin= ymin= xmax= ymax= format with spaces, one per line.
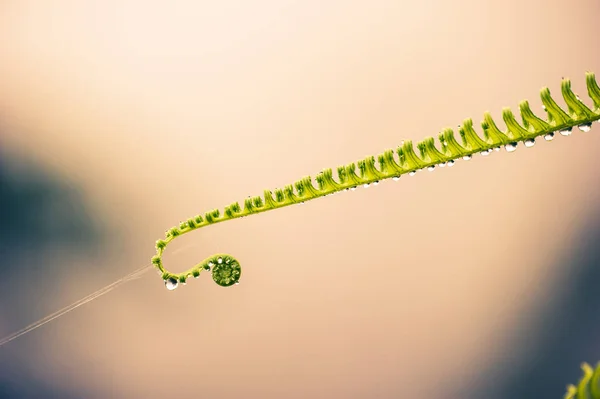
xmin=152 ymin=72 xmax=600 ymax=289
xmin=565 ymin=362 xmax=600 ymax=399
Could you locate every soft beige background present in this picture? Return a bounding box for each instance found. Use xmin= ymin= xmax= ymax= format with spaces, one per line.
xmin=1 ymin=0 xmax=599 ymax=398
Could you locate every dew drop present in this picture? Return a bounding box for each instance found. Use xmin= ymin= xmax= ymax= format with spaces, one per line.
xmin=463 ymin=155 xmax=472 ymax=161
xmin=439 ymin=162 xmax=447 ymax=167
xmin=559 ymin=128 xmax=572 ymax=136
xmin=447 ymin=160 xmax=455 ymax=167
xmin=392 ymin=176 xmax=400 ymax=181
xmin=363 ymin=183 xmax=370 ymax=188
xmin=373 ymin=181 xmax=380 ymax=186
xmin=480 ymin=149 xmax=491 ymax=156
xmin=494 ymin=147 xmax=501 ymax=152
xmin=427 ymin=166 xmax=435 ymax=172
xmin=578 ymin=123 xmax=592 ymax=132
xmin=524 ymin=139 xmax=535 ymax=148
xmin=409 ymin=171 xmax=416 ymax=176
xmin=165 ymin=277 xmax=179 ymax=291
xmin=218 ymin=257 xmax=223 ymax=264
xmin=544 ymin=132 xmax=555 ymax=141
xmin=235 ymin=281 xmax=240 ymax=286
xmin=505 ymin=142 xmax=518 ymax=152
xmin=350 ymin=186 xmax=357 ymax=191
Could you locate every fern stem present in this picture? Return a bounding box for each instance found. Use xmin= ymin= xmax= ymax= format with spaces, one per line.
xmin=152 ymin=72 xmax=600 ymax=289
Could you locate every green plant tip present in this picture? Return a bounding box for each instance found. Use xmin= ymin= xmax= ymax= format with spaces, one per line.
xmin=151 ymin=72 xmax=599 ymax=291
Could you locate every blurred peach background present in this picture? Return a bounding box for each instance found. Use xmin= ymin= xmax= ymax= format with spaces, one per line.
xmin=1 ymin=0 xmax=599 ymax=398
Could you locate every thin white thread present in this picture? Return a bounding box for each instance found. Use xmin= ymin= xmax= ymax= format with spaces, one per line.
xmin=0 ymin=238 xmax=202 ymax=347
xmin=0 ymin=264 xmax=151 ymax=347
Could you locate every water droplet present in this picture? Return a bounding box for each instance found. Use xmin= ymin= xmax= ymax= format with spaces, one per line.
xmin=542 ymin=105 xmax=547 ymax=111
xmin=392 ymin=176 xmax=400 ymax=181
xmin=165 ymin=277 xmax=179 ymax=290
xmin=447 ymin=160 xmax=455 ymax=167
xmin=235 ymin=281 xmax=240 ymax=285
xmin=350 ymin=186 xmax=357 ymax=191
xmin=494 ymin=147 xmax=501 ymax=152
xmin=559 ymin=128 xmax=572 ymax=136
xmin=439 ymin=162 xmax=447 ymax=168
xmin=480 ymin=149 xmax=491 ymax=156
xmin=524 ymin=138 xmax=535 ymax=148
xmin=578 ymin=123 xmax=592 ymax=132
xmin=218 ymin=257 xmax=223 ymax=264
xmin=505 ymin=142 xmax=518 ymax=152
xmin=363 ymin=183 xmax=370 ymax=188
xmin=409 ymin=171 xmax=416 ymax=176
xmin=463 ymin=155 xmax=472 ymax=161
xmin=544 ymin=132 xmax=555 ymax=141
xmin=427 ymin=165 xmax=435 ymax=171
xmin=373 ymin=181 xmax=380 ymax=186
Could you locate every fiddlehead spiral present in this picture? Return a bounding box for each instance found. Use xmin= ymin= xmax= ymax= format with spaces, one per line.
xmin=564 ymin=362 xmax=600 ymax=399
xmin=153 ymin=72 xmax=600 ymax=290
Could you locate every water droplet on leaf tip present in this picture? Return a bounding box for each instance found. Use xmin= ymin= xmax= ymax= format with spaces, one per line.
xmin=363 ymin=183 xmax=370 ymax=188
xmin=505 ymin=142 xmax=518 ymax=152
xmin=578 ymin=123 xmax=592 ymax=132
xmin=409 ymin=171 xmax=416 ymax=176
xmin=218 ymin=257 xmax=223 ymax=264
xmin=463 ymin=155 xmax=472 ymax=161
xmin=480 ymin=150 xmax=490 ymax=156
xmin=439 ymin=162 xmax=447 ymax=167
xmin=165 ymin=277 xmax=179 ymax=291
xmin=427 ymin=166 xmax=435 ymax=171
xmin=373 ymin=181 xmax=379 ymax=185
xmin=524 ymin=139 xmax=535 ymax=148
xmin=447 ymin=160 xmax=455 ymax=167
xmin=392 ymin=176 xmax=400 ymax=181
xmin=544 ymin=132 xmax=555 ymax=141
xmin=559 ymin=128 xmax=572 ymax=136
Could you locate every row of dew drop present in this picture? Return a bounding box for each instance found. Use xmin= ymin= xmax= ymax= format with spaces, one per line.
xmin=331 ymin=120 xmax=596 ymax=187
xmin=161 ymin=119 xmax=596 ymax=290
